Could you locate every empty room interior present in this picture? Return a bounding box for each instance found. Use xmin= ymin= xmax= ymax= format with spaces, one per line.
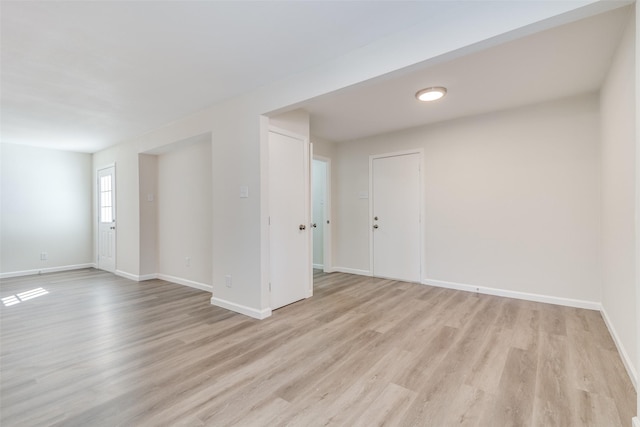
xmin=1 ymin=1 xmax=639 ymax=426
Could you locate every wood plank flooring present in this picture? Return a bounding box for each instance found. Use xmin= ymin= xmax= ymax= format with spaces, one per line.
xmin=0 ymin=268 xmax=635 ymax=426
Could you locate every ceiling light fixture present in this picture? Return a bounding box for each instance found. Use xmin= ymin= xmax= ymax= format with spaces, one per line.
xmin=415 ymin=87 xmax=447 ymax=102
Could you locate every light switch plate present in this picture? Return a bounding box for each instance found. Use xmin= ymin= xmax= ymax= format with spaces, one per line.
xmin=240 ymin=186 xmax=249 ymax=198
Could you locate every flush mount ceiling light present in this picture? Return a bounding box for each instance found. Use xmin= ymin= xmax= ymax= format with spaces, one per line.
xmin=415 ymin=87 xmax=447 ymax=102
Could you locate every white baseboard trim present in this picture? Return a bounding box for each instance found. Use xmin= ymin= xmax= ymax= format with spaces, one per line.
xmin=157 ymin=274 xmax=212 ymax=293
xmin=211 ymin=296 xmax=271 ymax=320
xmin=114 ymin=270 xmax=141 ymax=281
xmin=332 ymin=267 xmax=372 ymax=277
xmin=0 ymin=263 xmax=95 ymax=279
xmin=601 ymin=307 xmax=638 ymax=391
xmin=632 ymin=417 xmax=639 ymax=427
xmin=313 ymin=263 xmax=324 ymax=270
xmin=423 ymin=278 xmax=601 ymax=311
xmin=114 ymin=271 xmax=212 ymax=293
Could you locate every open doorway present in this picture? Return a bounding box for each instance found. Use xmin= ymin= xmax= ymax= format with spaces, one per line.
xmin=312 ymin=156 xmax=332 ymax=273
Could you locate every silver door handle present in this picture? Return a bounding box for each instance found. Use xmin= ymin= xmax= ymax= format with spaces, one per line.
xmin=373 ymin=224 xmax=379 ymax=229
xmin=299 ymin=224 xmax=306 ymax=230
xmin=312 ymin=223 xmax=317 ymax=228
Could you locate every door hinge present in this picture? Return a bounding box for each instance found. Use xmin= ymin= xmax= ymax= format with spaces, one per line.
xmin=269 ymin=282 xmax=272 ymax=291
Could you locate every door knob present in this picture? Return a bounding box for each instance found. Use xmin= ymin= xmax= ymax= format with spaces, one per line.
xmin=299 ymin=224 xmax=306 ymax=230
xmin=312 ymin=223 xmax=317 ymax=228
xmin=373 ymin=224 xmax=379 ymax=229
xmin=374 ymin=216 xmax=379 ymax=220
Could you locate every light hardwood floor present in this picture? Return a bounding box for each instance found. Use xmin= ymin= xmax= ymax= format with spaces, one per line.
xmin=0 ymin=268 xmax=635 ymax=426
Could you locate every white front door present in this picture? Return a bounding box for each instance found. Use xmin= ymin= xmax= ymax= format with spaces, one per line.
xmin=97 ymin=166 xmax=116 ymax=272
xmin=371 ymin=152 xmax=421 ymax=282
xmin=269 ymin=130 xmax=311 ymax=310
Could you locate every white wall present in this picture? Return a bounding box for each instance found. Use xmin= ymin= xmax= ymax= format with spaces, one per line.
xmin=1 ymin=143 xmax=92 ymax=276
xmin=335 ymin=94 xmax=602 ymax=304
xmin=312 ymin=136 xmax=337 ymax=160
xmin=90 ymin=3 xmax=614 ymax=316
xmin=138 ymin=153 xmax=158 ymax=278
xmin=270 ymin=109 xmax=310 ymax=138
xmin=601 ymin=12 xmax=637 ymax=386
xmin=157 ymin=140 xmax=212 ymax=287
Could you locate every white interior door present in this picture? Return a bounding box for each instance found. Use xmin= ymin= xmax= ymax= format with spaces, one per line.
xmin=98 ymin=166 xmax=116 ymax=272
xmin=269 ymin=130 xmax=311 ymax=310
xmin=371 ymin=152 xmax=421 ymax=282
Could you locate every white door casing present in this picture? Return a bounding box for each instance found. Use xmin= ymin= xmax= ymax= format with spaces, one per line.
xmin=97 ymin=166 xmax=116 ymax=272
xmin=370 ymin=151 xmax=422 ymax=282
xmin=268 ymin=129 xmax=312 ymax=310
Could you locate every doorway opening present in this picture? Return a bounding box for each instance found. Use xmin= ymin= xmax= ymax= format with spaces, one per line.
xmin=312 ymin=156 xmax=332 ymax=273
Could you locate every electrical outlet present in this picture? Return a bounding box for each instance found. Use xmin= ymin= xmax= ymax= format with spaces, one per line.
xmin=40 ymin=252 xmax=48 ymax=261
xmin=225 ymin=275 xmax=232 ymax=288
xmin=185 ymin=257 xmax=191 ymax=267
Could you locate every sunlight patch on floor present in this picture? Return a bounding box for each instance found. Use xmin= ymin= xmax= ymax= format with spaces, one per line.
xmin=2 ymin=287 xmax=49 ymax=306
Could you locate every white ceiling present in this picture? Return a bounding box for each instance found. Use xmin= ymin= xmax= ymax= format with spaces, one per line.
xmin=0 ymin=1 xmax=462 ymax=153
xmin=301 ymin=5 xmax=631 ymax=142
xmin=0 ymin=2 xmax=633 ymax=152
